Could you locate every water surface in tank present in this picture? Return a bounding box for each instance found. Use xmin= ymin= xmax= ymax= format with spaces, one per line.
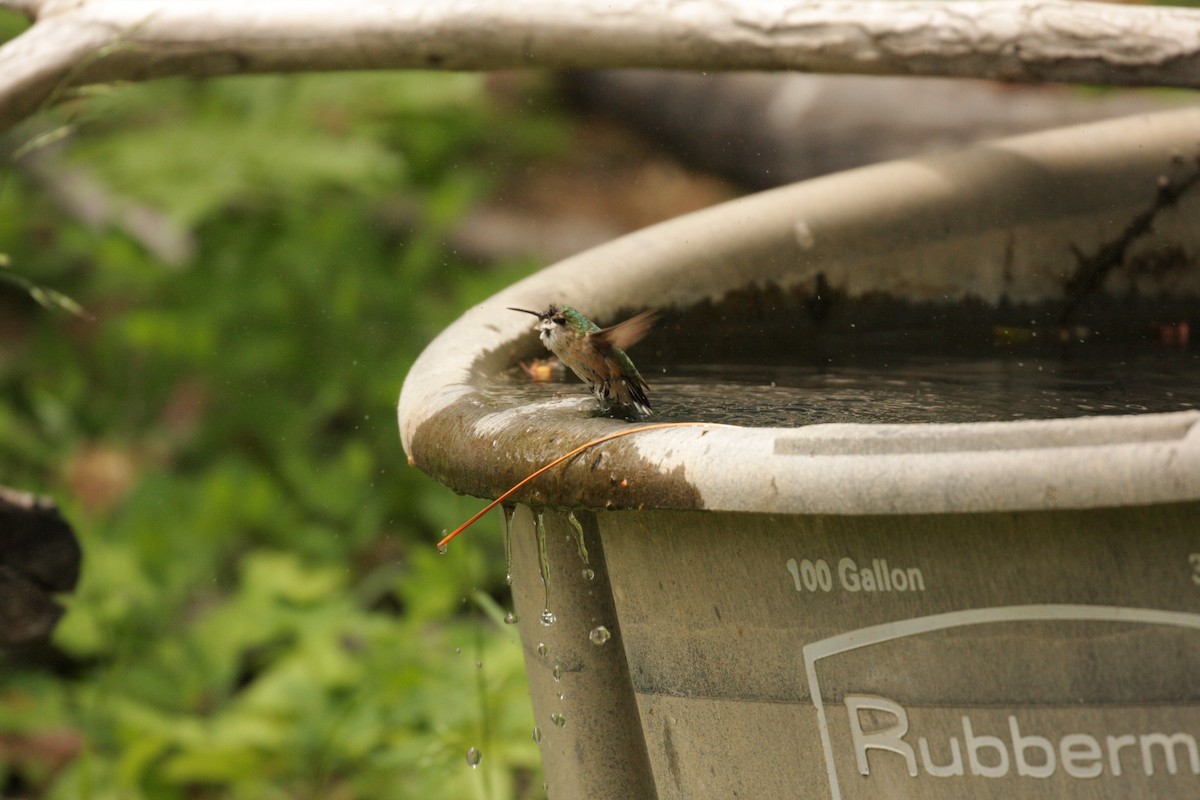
xmin=494 ymin=346 xmax=1199 ymax=427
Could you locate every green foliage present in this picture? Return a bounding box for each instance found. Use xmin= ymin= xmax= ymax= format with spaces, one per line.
xmin=0 ymin=9 xmax=29 ymax=42
xmin=0 ymin=71 xmax=560 ymax=798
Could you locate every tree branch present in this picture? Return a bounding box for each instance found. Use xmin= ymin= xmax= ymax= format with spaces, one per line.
xmin=2 ymin=0 xmax=1200 ymax=134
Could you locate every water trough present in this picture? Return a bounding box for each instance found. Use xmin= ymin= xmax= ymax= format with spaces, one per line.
xmin=399 ymin=108 xmax=1200 ymax=799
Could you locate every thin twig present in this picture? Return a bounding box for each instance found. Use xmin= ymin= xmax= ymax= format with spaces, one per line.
xmin=437 ymin=421 xmax=735 ymax=548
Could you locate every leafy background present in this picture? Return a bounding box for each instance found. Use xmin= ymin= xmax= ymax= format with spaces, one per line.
xmin=0 ymin=11 xmax=594 ymax=799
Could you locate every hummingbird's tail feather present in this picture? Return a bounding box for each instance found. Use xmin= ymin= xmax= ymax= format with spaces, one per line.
xmin=598 ymin=369 xmax=652 ymax=421
xmin=621 ymin=375 xmax=653 ymax=420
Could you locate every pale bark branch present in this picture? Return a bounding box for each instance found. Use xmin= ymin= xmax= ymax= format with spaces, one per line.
xmin=2 ymin=0 xmax=1200 ymax=134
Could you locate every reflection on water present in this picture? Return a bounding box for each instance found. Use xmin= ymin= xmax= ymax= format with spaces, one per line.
xmin=491 ymin=349 xmax=1199 ymax=427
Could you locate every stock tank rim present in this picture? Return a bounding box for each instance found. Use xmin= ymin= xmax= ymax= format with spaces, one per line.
xmin=398 ymin=108 xmax=1200 ymax=515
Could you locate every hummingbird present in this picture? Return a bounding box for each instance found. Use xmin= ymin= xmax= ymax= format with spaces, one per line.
xmin=508 ymin=304 xmax=658 ymax=419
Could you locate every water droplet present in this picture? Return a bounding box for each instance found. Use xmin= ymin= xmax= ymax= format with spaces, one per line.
xmin=466 ymin=747 xmax=481 ymax=768
xmin=436 ymin=542 xmax=448 ymax=555
xmin=504 ymin=611 xmax=520 ymax=625
xmin=557 ymin=691 xmax=565 ymax=701
xmin=454 ymin=647 xmax=461 ymax=655
xmin=475 ymin=660 xmax=483 ymax=669
xmin=536 ymin=511 xmax=553 ymax=623
xmin=550 ymin=712 xmax=567 ymax=728
xmin=536 ymin=642 xmax=548 ymax=657
xmin=589 ymin=625 xmax=612 ymax=646
xmin=582 ymin=568 xmax=594 ymax=580
xmin=794 ymin=219 xmax=816 ymax=249
xmin=552 ymin=663 xmax=563 ymax=682
xmin=502 ymin=505 xmax=514 ymax=585
xmin=532 ymin=725 xmax=543 ymax=743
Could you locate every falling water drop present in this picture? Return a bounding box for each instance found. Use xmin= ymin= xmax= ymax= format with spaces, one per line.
xmin=504 ymin=611 xmax=520 ymax=625
xmin=536 ymin=642 xmax=548 ymax=657
xmin=582 ymin=568 xmax=595 ymax=581
xmin=532 ymin=725 xmax=543 ymax=743
xmin=502 ymin=505 xmax=515 ymax=585
xmin=437 ymin=541 xmax=449 ymax=555
xmin=552 ymin=663 xmax=563 ymax=682
xmin=466 ymin=747 xmax=481 ymax=768
xmin=550 ymin=712 xmax=567 ymax=728
xmin=536 ymin=511 xmax=554 ymax=625
xmin=589 ymin=625 xmax=612 ymax=646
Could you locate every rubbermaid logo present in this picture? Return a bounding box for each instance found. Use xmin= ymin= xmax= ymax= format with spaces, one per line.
xmin=802 ymin=605 xmax=1200 ymax=800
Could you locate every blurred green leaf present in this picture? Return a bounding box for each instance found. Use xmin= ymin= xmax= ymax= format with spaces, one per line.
xmin=1 ymin=69 xmax=558 ymax=799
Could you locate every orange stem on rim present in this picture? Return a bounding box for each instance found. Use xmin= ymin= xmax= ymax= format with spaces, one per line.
xmin=436 ymin=421 xmax=734 ymax=549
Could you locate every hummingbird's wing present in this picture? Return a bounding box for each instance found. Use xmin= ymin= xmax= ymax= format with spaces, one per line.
xmin=593 ymin=309 xmax=659 ymax=351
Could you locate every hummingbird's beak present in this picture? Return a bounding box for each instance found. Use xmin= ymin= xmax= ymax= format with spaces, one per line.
xmin=507 ymin=307 xmax=544 ymax=318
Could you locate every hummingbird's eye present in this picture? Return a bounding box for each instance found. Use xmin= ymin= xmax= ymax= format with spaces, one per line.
xmin=551 ymin=316 xmax=566 ymax=326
